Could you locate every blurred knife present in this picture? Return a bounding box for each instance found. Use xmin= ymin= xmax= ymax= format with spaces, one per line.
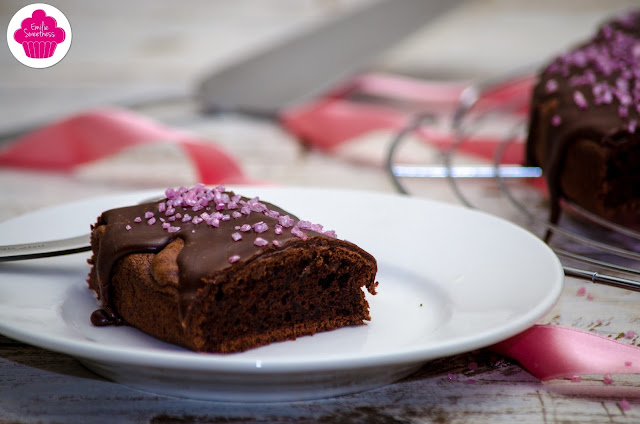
xmin=197 ymin=0 xmax=462 ymax=115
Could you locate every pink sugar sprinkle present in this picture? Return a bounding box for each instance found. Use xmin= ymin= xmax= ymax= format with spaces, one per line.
xmin=253 ymin=221 xmax=268 ymax=233
xmin=545 ymin=79 xmax=558 ymax=93
xmin=254 ymin=237 xmax=268 ymax=247
xmin=323 ymin=230 xmax=337 ymax=238
xmin=232 ymin=211 xmax=242 ymax=219
xmin=467 ymin=362 xmax=478 ymax=371
xmin=165 ymin=207 xmax=175 ymax=216
xmin=162 ymin=222 xmax=171 ymax=229
xmin=168 ymin=216 xmax=176 ymax=222
xmin=231 ymin=232 xmax=242 ymax=241
xmin=250 ymin=203 xmax=267 ymax=213
xmin=275 ymin=225 xmax=283 ymax=235
xmin=227 ymin=201 xmax=238 ymax=210
xmin=125 ymin=225 xmax=132 ymax=231
xmin=604 ymin=373 xmax=613 ymax=385
xmin=241 ymin=206 xmax=251 ymax=215
xmin=145 ymin=211 xmax=154 ymax=219
xmin=222 ymin=214 xmax=230 ymax=221
xmin=167 ymin=226 xmax=180 ymax=233
xmin=229 ymin=255 xmax=241 ymax=264
xmin=240 ymin=224 xmax=252 ymax=232
xmin=147 ymin=217 xmax=156 ymax=225
xmin=134 ymin=217 xmax=142 ymax=223
xmin=577 ymin=287 xmax=587 ymax=296
xmin=247 ymin=197 xmax=264 ymax=210
xmin=619 ymin=105 xmax=629 ymax=117
xmin=273 ymin=240 xmax=281 ymax=247
xmin=192 ymin=216 xmax=203 ymax=225
xmin=625 ymin=331 xmax=636 ymax=339
xmin=291 ymin=226 xmax=308 ymax=241
xmin=184 ymin=196 xmax=197 ymax=208
xmin=266 ymin=210 xmax=280 ymax=219
xmin=207 ymin=218 xmax=220 ymax=227
xmin=298 ymin=220 xmax=312 ymax=230
xmin=573 ymin=90 xmax=588 ymax=109
xmin=182 ymin=214 xmax=192 ymax=222
xmin=279 ymin=215 xmax=295 ymax=228
xmin=158 ymin=202 xmax=166 ymax=213
xmin=620 ymin=398 xmax=631 ymax=411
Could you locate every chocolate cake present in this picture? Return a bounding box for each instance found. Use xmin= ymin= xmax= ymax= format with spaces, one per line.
xmin=86 ymin=185 xmax=378 ymax=353
xmin=526 ymin=10 xmax=640 ymax=226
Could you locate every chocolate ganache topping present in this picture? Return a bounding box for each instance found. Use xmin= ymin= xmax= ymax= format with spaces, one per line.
xmin=90 ymin=184 xmax=337 ymax=326
xmin=526 ymin=10 xmax=640 ymax=225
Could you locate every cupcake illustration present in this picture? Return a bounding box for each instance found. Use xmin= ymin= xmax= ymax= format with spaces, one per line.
xmin=13 ymin=9 xmax=66 ymax=59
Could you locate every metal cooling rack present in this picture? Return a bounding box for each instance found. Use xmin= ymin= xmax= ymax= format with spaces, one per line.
xmin=386 ymin=73 xmax=640 ymax=291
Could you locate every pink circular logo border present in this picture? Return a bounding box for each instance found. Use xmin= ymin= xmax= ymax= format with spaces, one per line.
xmin=7 ymin=3 xmax=72 ymax=68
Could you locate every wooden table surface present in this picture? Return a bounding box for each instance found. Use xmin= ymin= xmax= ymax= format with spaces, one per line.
xmin=2 ymin=1 xmax=640 ymax=423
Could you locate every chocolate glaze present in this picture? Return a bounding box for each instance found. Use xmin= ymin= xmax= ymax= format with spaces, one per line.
xmin=91 ymin=192 xmax=324 ymax=326
xmin=526 ymin=10 xmax=640 ymax=228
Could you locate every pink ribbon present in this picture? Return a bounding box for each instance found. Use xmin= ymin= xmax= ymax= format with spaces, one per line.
xmin=492 ymin=325 xmax=640 ymax=380
xmin=0 ymin=107 xmax=248 ymax=184
xmin=281 ymin=72 xmax=533 ymax=158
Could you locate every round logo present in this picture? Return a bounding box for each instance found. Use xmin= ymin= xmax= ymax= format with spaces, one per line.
xmin=6 ymin=3 xmax=72 ymax=68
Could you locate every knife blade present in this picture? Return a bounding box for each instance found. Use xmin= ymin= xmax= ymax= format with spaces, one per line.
xmin=197 ymin=0 xmax=463 ymax=115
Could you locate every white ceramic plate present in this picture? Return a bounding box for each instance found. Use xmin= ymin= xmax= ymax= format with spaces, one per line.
xmin=0 ymin=187 xmax=563 ymax=402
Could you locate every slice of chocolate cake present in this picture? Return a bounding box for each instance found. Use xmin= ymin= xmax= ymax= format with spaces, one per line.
xmin=86 ymin=184 xmax=378 ymax=353
xmin=526 ymin=10 xmax=640 ymax=226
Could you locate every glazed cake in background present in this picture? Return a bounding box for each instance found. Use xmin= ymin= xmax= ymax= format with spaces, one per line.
xmin=87 ymin=185 xmax=378 ymax=353
xmin=526 ymin=10 xmax=640 ymax=226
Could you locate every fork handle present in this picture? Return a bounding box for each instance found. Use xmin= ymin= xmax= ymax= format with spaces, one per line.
xmin=0 ymin=234 xmax=91 ymax=262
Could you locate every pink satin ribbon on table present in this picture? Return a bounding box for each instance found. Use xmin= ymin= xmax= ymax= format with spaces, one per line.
xmin=281 ymin=72 xmax=533 ymax=163
xmin=491 ymin=325 xmax=640 ymax=380
xmin=0 ymin=107 xmax=248 ymax=184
